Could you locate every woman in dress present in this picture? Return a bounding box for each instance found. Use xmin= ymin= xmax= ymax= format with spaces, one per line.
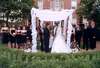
xmin=9 ymin=25 xmax=16 ymax=48
xmin=26 ymin=26 xmax=32 ymax=49
xmin=21 ymin=26 xmax=27 ymax=49
xmin=16 ymin=26 xmax=22 ymax=49
xmin=51 ymin=23 xmax=72 ymax=53
xmin=36 ymin=22 xmax=44 ymax=51
xmin=1 ymin=23 xmax=9 ymax=45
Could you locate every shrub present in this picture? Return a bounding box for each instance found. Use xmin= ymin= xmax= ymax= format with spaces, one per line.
xmin=0 ymin=47 xmax=100 ymax=68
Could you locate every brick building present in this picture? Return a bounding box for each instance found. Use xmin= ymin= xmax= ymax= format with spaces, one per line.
xmin=36 ymin=0 xmax=81 ymax=24
xmin=37 ymin=0 xmax=80 ymax=10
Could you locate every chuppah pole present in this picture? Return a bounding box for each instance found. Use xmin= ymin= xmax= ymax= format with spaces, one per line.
xmin=31 ymin=8 xmax=38 ymax=52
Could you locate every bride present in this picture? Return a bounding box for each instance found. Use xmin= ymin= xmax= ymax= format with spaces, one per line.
xmin=51 ymin=22 xmax=72 ymax=53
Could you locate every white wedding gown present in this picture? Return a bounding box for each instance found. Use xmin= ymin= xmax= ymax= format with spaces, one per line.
xmin=51 ymin=24 xmax=72 ymax=53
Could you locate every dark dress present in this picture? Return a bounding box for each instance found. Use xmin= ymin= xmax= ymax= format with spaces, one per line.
xmin=16 ymin=30 xmax=22 ymax=44
xmin=37 ymin=27 xmax=44 ymax=51
xmin=1 ymin=28 xmax=9 ymax=44
xmin=43 ymin=27 xmax=50 ymax=52
xmin=9 ymin=29 xmax=16 ymax=43
xmin=21 ymin=30 xmax=27 ymax=43
xmin=0 ymin=32 xmax=2 ymax=43
xmin=89 ymin=27 xmax=96 ymax=49
xmin=83 ymin=28 xmax=90 ymax=50
xmin=75 ymin=29 xmax=82 ymax=48
xmin=26 ymin=28 xmax=32 ymax=42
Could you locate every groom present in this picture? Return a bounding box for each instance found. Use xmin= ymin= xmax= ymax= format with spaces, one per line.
xmin=43 ymin=23 xmax=50 ymax=53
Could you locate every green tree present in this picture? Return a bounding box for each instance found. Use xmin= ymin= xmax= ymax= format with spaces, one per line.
xmin=0 ymin=0 xmax=36 ymax=24
xmin=76 ymin=0 xmax=100 ymax=28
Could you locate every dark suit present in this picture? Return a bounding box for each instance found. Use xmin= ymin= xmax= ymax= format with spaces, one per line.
xmin=89 ymin=27 xmax=96 ymax=49
xmin=75 ymin=29 xmax=82 ymax=48
xmin=43 ymin=27 xmax=50 ymax=52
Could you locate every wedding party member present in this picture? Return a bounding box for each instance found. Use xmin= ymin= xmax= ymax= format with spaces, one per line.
xmin=21 ymin=26 xmax=27 ymax=49
xmin=26 ymin=26 xmax=32 ymax=48
xmin=89 ymin=20 xmax=96 ymax=49
xmin=53 ymin=22 xmax=59 ymax=37
xmin=1 ymin=23 xmax=9 ymax=44
xmin=83 ymin=23 xmax=90 ymax=50
xmin=75 ymin=25 xmax=82 ymax=48
xmin=70 ymin=30 xmax=75 ymax=48
xmin=16 ymin=26 xmax=23 ymax=49
xmin=36 ymin=20 xmax=44 ymax=51
xmin=49 ymin=28 xmax=54 ymax=52
xmin=39 ymin=25 xmax=44 ymax=51
xmin=43 ymin=23 xmax=50 ymax=53
xmin=0 ymin=26 xmax=2 ymax=43
xmin=9 ymin=25 xmax=16 ymax=48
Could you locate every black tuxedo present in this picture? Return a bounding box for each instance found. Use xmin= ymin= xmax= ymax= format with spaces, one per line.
xmin=75 ymin=29 xmax=82 ymax=48
xmin=43 ymin=27 xmax=50 ymax=52
xmin=89 ymin=27 xmax=96 ymax=49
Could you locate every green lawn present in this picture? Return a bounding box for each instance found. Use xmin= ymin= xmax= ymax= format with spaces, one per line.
xmin=0 ymin=43 xmax=100 ymax=68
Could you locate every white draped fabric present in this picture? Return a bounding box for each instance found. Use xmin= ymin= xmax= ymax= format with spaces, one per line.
xmin=51 ymin=23 xmax=72 ymax=53
xmin=32 ymin=8 xmax=74 ymax=21
xmin=67 ymin=15 xmax=73 ymax=47
xmin=31 ymin=8 xmax=74 ymax=53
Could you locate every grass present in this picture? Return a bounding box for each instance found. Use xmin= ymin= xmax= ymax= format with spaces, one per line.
xmin=0 ymin=43 xmax=100 ymax=68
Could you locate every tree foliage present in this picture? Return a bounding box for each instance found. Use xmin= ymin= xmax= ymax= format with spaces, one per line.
xmin=0 ymin=0 xmax=36 ymax=23
xmin=77 ymin=0 xmax=100 ymax=28
xmin=77 ymin=0 xmax=95 ymax=19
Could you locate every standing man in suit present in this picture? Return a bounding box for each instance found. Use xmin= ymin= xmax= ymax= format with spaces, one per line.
xmin=83 ymin=22 xmax=90 ymax=50
xmin=89 ymin=20 xmax=96 ymax=49
xmin=43 ymin=23 xmax=50 ymax=53
xmin=75 ymin=24 xmax=82 ymax=48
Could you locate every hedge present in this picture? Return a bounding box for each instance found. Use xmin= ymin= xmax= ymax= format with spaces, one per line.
xmin=0 ymin=47 xmax=100 ymax=68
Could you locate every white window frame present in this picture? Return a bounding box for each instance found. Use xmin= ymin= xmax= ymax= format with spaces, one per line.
xmin=38 ymin=0 xmax=43 ymax=10
xmin=71 ymin=0 xmax=77 ymax=9
xmin=50 ymin=0 xmax=62 ymax=11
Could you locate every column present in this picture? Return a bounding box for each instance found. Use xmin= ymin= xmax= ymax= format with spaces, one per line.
xmin=31 ymin=8 xmax=38 ymax=52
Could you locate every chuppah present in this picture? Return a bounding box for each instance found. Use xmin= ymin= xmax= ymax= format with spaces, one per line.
xmin=27 ymin=7 xmax=78 ymax=53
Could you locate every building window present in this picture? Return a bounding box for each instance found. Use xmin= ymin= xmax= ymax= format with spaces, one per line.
xmin=72 ymin=0 xmax=76 ymax=1
xmin=50 ymin=0 xmax=62 ymax=11
xmin=61 ymin=0 xmax=64 ymax=9
xmin=38 ymin=0 xmax=43 ymax=9
xmin=55 ymin=0 xmax=61 ymax=10
xmin=72 ymin=6 xmax=76 ymax=9
xmin=71 ymin=0 xmax=77 ymax=9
